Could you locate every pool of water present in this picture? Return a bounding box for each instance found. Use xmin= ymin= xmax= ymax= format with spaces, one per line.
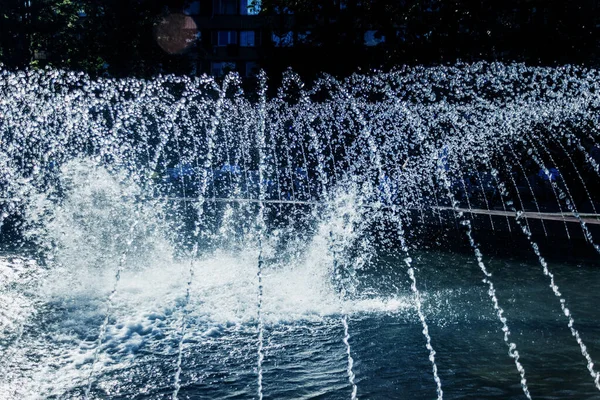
xmin=1 ymin=244 xmax=599 ymax=399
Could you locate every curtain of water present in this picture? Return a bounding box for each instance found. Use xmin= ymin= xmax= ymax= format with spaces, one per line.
xmin=255 ymin=70 xmax=268 ymax=400
xmin=528 ymin=151 xmax=600 ymax=255
xmin=332 ymin=75 xmax=443 ymax=399
xmin=171 ymin=75 xmax=233 ymax=399
xmin=492 ymin=174 xmax=600 ymax=392
xmin=2 ymin=63 xmax=600 ymax=399
xmin=435 ymin=154 xmax=532 ymax=400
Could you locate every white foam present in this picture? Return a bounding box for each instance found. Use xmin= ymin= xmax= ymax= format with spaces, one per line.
xmin=0 ymin=161 xmax=415 ymax=398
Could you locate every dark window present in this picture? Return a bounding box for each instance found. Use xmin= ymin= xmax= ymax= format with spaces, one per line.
xmin=240 ymin=31 xmax=255 ymax=47
xmin=245 ymin=61 xmax=259 ymax=77
xmin=218 ymin=31 xmax=238 ymax=46
xmin=212 ymin=61 xmax=236 ymax=77
xmin=184 ymin=1 xmax=200 ymax=15
xmin=216 ymin=0 xmax=237 ymax=15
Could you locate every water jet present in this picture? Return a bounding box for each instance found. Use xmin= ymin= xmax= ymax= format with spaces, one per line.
xmin=1 ymin=63 xmax=600 ymax=399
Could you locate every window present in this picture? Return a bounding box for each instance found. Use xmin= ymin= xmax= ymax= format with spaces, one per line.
xmin=215 ymin=0 xmax=237 ymax=15
xmin=217 ymin=31 xmax=238 ymax=46
xmin=240 ymin=31 xmax=255 ymax=47
xmin=272 ymin=31 xmax=293 ymax=47
xmin=245 ymin=61 xmax=259 ymax=77
xmin=212 ymin=62 xmax=237 ymax=77
xmin=240 ymin=0 xmax=261 ymax=15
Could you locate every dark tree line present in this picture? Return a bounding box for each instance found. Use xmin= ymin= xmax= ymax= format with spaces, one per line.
xmin=1 ymin=0 xmax=600 ymax=79
xmin=0 ymin=0 xmax=195 ymax=77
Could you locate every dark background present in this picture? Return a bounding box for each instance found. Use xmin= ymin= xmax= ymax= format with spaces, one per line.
xmin=1 ymin=0 xmax=599 ymax=80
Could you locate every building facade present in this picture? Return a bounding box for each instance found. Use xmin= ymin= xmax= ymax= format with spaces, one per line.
xmin=180 ymin=0 xmax=272 ymax=77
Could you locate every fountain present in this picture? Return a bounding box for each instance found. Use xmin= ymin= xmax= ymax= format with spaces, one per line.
xmin=1 ymin=62 xmax=600 ymax=399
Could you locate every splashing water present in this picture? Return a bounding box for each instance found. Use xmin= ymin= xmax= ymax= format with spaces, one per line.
xmin=1 ymin=63 xmax=600 ymax=399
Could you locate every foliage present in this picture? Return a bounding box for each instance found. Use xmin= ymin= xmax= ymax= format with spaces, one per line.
xmin=1 ymin=0 xmax=193 ymax=77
